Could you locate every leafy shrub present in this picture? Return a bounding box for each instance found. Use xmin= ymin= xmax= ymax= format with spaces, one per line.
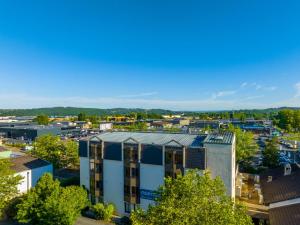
xmin=92 ymin=203 xmax=115 ymax=221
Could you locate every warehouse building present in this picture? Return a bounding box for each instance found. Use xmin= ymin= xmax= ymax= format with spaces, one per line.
xmin=79 ymin=131 xmax=235 ymax=215
xmin=0 ymin=125 xmax=61 ymax=141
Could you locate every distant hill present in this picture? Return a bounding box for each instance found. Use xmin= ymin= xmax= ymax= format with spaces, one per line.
xmin=0 ymin=107 xmax=174 ymax=117
xmin=0 ymin=106 xmax=299 ymax=117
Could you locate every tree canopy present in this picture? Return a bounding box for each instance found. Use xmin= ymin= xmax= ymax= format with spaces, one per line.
xmin=0 ymin=159 xmax=22 ymax=217
xmin=31 ymin=134 xmax=79 ymax=169
xmin=34 ymin=114 xmax=49 ymax=125
xmin=275 ymin=109 xmax=300 ymax=132
xmin=77 ymin=112 xmax=86 ymax=121
xmin=263 ymin=137 xmax=279 ymax=168
xmin=131 ymin=170 xmax=252 ymax=225
xmin=228 ymin=125 xmax=258 ymax=163
xmin=16 ymin=173 xmax=88 ymax=225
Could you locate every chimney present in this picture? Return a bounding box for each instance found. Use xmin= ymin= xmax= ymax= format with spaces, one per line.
xmin=284 ymin=163 xmax=292 ymax=176
xmin=267 ymin=176 xmax=272 ymax=182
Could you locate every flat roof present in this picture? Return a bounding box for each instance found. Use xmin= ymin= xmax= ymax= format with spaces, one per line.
xmin=86 ymin=131 xmax=234 ymax=147
xmin=0 ymin=125 xmax=59 ymax=130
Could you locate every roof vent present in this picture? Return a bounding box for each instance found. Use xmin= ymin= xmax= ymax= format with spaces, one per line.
xmin=267 ymin=176 xmax=272 ymax=182
xmin=214 ymin=136 xmax=224 ymax=141
xmin=284 ymin=163 xmax=292 ymax=176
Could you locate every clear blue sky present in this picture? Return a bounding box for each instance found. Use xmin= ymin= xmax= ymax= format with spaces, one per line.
xmin=0 ymin=0 xmax=300 ymax=110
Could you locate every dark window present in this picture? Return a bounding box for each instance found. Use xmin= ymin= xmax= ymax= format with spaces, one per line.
xmin=165 ymin=171 xmax=172 ymax=177
xmin=131 ymin=186 xmax=139 ymax=197
xmin=124 ymin=185 xmax=130 ymax=195
xmin=185 ymin=148 xmax=206 ymax=170
xmin=131 ymin=168 xmax=139 ymax=177
xmin=104 ymin=142 xmax=122 ymax=161
xmin=96 ymin=181 xmax=103 ymax=190
xmin=125 ymin=167 xmax=131 ymax=177
xmin=165 ymin=151 xmax=173 ymax=164
xmin=141 ymin=145 xmax=163 ymax=165
xmin=124 ymin=144 xmax=138 ymax=162
xmin=96 ymin=163 xmax=102 ymax=173
xmin=124 ymin=202 xmax=131 ymax=213
xmin=89 ymin=143 xmax=96 ymax=159
xmin=174 ymin=151 xmax=183 ymax=165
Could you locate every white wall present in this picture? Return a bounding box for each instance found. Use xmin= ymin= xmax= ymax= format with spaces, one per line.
xmin=103 ymin=159 xmax=124 ymax=215
xmin=99 ymin=123 xmax=112 ymax=131
xmin=139 ymin=164 xmax=164 ymax=210
xmin=204 ymin=142 xmax=235 ymax=199
xmin=16 ymin=170 xmax=31 ymax=193
xmin=16 ymin=164 xmax=53 ymax=194
xmin=80 ymin=157 xmax=90 ymax=190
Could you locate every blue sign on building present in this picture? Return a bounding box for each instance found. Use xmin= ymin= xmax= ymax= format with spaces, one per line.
xmin=140 ymin=189 xmax=160 ymax=201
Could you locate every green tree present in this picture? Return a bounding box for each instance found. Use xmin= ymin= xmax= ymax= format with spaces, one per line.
xmin=263 ymin=137 xmax=279 ymax=168
xmin=35 ymin=114 xmax=49 ymax=125
xmin=31 ymin=134 xmax=79 ymax=169
xmin=16 ymin=173 xmax=88 ymax=225
xmin=92 ymin=203 xmax=115 ymax=221
xmin=0 ymin=159 xmax=22 ymax=217
xmin=131 ymin=170 xmax=252 ymax=225
xmin=276 ymin=109 xmax=295 ymax=132
xmin=293 ymin=110 xmax=300 ymax=132
xmin=77 ymin=112 xmax=86 ymax=121
xmin=228 ymin=125 xmax=257 ymax=163
xmin=87 ymin=115 xmax=99 ymax=124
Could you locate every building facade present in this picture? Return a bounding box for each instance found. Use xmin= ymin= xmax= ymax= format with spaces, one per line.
xmin=0 ymin=125 xmax=61 ymax=141
xmin=11 ymin=155 xmax=53 ymax=193
xmin=79 ymin=131 xmax=235 ymax=215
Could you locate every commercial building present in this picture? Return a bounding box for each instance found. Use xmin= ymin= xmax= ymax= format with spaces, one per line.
xmin=79 ymin=131 xmax=236 ymax=215
xmin=99 ymin=122 xmax=113 ymax=131
xmin=0 ymin=125 xmax=61 ymax=141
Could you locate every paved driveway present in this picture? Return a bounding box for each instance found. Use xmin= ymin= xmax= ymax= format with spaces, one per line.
xmin=76 ymin=217 xmax=115 ymax=225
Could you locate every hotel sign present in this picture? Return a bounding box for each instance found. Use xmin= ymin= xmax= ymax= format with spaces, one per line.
xmin=140 ymin=189 xmax=159 ymax=201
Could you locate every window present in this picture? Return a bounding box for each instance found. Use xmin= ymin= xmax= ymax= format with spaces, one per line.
xmin=124 ymin=202 xmax=131 ymax=213
xmin=131 ymin=186 xmax=139 ymax=197
xmin=96 ymin=181 xmax=103 ymax=190
xmin=165 ymin=151 xmax=173 ymax=164
xmin=124 ymin=144 xmax=138 ymax=162
xmin=131 ymin=168 xmax=139 ymax=177
xmin=96 ymin=164 xmax=102 ymax=173
xmin=125 ymin=167 xmax=130 ymax=177
xmin=165 ymin=171 xmax=173 ymax=177
xmin=174 ymin=151 xmax=183 ymax=165
xmin=124 ymin=185 xmax=130 ymax=195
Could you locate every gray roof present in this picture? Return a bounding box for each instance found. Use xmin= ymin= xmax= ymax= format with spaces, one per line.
xmin=10 ymin=155 xmax=51 ymax=172
xmin=269 ymin=203 xmax=300 ymax=225
xmin=203 ymin=132 xmax=234 ymax=145
xmin=260 ymin=166 xmax=300 ymax=204
xmin=0 ymin=125 xmax=59 ymax=130
xmin=89 ymin=132 xmax=207 ymax=148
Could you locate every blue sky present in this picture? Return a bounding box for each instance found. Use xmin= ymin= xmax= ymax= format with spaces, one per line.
xmin=0 ymin=1 xmax=300 ymax=110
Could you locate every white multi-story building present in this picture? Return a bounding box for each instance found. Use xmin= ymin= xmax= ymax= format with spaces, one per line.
xmin=79 ymin=131 xmax=235 ymax=215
